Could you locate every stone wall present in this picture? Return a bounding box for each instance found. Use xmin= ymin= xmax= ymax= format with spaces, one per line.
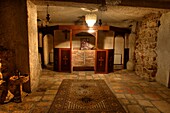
xmin=0 ymin=0 xmax=41 ymax=92
xmin=0 ymin=0 xmax=29 ymax=73
xmin=157 ymin=12 xmax=170 ymax=87
xmin=27 ymin=0 xmax=41 ymax=91
xmin=135 ymin=12 xmax=161 ymax=81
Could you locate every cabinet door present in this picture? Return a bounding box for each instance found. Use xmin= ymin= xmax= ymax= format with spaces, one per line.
xmin=60 ymin=48 xmax=71 ymax=72
xmin=95 ymin=50 xmax=107 ymax=73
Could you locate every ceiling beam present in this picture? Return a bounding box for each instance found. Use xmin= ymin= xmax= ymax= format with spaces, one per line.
xmin=59 ymin=25 xmax=110 ymax=30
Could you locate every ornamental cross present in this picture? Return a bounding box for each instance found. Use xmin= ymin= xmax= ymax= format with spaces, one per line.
xmin=63 ymin=56 xmax=68 ymax=65
xmin=99 ymin=57 xmax=104 ymax=66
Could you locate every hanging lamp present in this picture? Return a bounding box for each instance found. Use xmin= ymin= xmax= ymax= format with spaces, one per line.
xmin=85 ymin=12 xmax=97 ymax=27
xmin=46 ymin=4 xmax=50 ymax=26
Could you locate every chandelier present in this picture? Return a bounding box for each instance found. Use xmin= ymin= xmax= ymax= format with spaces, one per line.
xmin=85 ymin=12 xmax=97 ymax=27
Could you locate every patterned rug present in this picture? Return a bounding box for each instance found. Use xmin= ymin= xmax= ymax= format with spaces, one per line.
xmin=48 ymin=79 xmax=126 ymax=113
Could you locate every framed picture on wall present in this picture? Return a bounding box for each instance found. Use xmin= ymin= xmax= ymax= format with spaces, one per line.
xmin=80 ymin=38 xmax=89 ymax=50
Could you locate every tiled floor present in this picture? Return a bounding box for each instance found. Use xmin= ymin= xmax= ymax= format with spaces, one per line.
xmin=0 ymin=69 xmax=170 ymax=113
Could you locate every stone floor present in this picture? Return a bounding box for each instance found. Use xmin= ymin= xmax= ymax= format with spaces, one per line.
xmin=0 ymin=69 xmax=170 ymax=113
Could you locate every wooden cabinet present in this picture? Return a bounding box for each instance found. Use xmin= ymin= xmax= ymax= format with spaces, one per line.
xmin=95 ymin=49 xmax=114 ymax=74
xmin=54 ymin=48 xmax=71 ymax=72
xmin=54 ymin=48 xmax=114 ymax=73
xmin=108 ymin=49 xmax=114 ymax=73
xmin=54 ymin=48 xmax=59 ymax=71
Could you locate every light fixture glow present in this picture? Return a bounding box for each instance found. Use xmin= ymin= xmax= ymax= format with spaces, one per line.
xmin=88 ymin=28 xmax=95 ymax=33
xmin=85 ymin=13 xmax=97 ymax=27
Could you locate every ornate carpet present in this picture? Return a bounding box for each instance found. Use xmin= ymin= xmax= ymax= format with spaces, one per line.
xmin=48 ymin=79 xmax=126 ymax=113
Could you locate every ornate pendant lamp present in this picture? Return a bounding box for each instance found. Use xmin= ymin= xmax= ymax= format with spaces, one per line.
xmin=85 ymin=12 xmax=97 ymax=27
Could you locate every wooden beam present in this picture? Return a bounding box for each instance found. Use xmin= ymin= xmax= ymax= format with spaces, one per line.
xmin=38 ymin=25 xmax=59 ymax=33
xmin=59 ymin=25 xmax=110 ymax=30
xmin=109 ymin=26 xmax=131 ymax=34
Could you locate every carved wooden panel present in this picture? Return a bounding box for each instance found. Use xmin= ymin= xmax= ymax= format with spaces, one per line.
xmin=54 ymin=48 xmax=71 ymax=72
xmin=95 ymin=50 xmax=107 ymax=73
xmin=60 ymin=48 xmax=71 ymax=72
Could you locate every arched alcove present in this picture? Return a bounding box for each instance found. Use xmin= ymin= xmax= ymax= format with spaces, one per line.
xmin=43 ymin=34 xmax=54 ymax=66
xmin=114 ymin=36 xmax=125 ymax=70
xmin=72 ymin=32 xmax=96 ymax=50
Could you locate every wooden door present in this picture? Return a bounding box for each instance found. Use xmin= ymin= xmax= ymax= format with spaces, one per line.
xmin=95 ymin=50 xmax=107 ymax=73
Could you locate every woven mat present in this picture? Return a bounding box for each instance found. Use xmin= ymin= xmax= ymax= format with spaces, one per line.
xmin=48 ymin=79 xmax=126 ymax=113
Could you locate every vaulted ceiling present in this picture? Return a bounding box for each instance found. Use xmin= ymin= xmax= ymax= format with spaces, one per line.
xmin=31 ymin=0 xmax=170 ymax=27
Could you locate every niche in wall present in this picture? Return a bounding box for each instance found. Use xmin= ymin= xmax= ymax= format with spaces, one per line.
xmin=72 ymin=32 xmax=95 ymax=50
xmin=43 ymin=34 xmax=54 ymax=65
xmin=114 ymin=36 xmax=124 ymax=70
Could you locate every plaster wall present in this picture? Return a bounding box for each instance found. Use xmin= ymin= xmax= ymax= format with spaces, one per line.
xmin=98 ymin=31 xmax=114 ymax=49
xmin=27 ymin=0 xmax=41 ymax=91
xmin=38 ymin=33 xmax=43 ymax=47
xmin=54 ymin=30 xmax=70 ymax=48
xmin=43 ymin=35 xmax=49 ymax=65
xmin=114 ymin=37 xmax=124 ymax=64
xmin=48 ymin=35 xmax=54 ymax=63
xmin=54 ymin=30 xmax=114 ymax=50
xmin=157 ymin=12 xmax=170 ymax=87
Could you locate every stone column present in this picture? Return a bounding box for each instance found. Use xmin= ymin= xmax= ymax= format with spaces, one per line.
xmin=127 ymin=22 xmax=137 ymax=71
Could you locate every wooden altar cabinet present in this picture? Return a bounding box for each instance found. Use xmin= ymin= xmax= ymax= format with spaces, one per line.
xmin=53 ymin=25 xmax=120 ymax=73
xmin=95 ymin=49 xmax=114 ymax=74
xmin=54 ymin=48 xmax=71 ymax=72
xmin=53 ymin=48 xmax=114 ymax=74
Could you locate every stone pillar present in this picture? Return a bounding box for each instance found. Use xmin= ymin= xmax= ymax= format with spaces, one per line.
xmin=127 ymin=22 xmax=137 ymax=71
xmin=127 ymin=33 xmax=136 ymax=70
